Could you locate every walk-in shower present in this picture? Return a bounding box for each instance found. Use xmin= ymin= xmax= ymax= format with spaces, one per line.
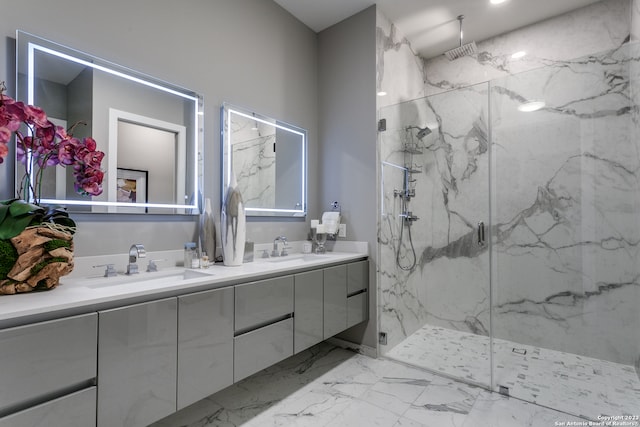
xmin=377 ymin=39 xmax=640 ymax=420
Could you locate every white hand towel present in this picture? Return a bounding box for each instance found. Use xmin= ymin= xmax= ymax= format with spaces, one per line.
xmin=322 ymin=211 xmax=341 ymax=234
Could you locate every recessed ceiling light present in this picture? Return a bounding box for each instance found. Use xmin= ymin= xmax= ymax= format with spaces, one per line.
xmin=518 ymin=101 xmax=546 ymax=112
xmin=377 ymin=91 xmax=387 ymax=97
xmin=490 ymin=0 xmax=508 ymax=4
xmin=511 ymin=51 xmax=526 ymax=59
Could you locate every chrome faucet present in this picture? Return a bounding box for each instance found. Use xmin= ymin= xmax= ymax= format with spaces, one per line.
xmin=126 ymin=244 xmax=146 ymax=275
xmin=271 ymin=236 xmax=288 ymax=257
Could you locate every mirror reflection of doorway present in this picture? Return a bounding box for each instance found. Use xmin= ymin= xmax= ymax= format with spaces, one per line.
xmin=107 ymin=109 xmax=187 ymax=213
xmin=117 ymin=121 xmax=175 ymax=203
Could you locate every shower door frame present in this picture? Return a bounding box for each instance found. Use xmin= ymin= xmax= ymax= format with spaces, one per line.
xmin=377 ymin=83 xmax=494 ymax=391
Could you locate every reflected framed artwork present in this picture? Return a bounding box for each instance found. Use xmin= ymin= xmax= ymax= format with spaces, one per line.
xmin=116 ymin=168 xmax=148 ymax=213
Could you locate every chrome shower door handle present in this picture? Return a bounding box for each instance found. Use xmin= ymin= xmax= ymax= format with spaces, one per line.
xmin=477 ymin=221 xmax=486 ymax=246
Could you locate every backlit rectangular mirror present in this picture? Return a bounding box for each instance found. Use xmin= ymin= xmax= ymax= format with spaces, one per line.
xmin=221 ymin=103 xmax=306 ymax=217
xmin=16 ymin=31 xmax=203 ymax=214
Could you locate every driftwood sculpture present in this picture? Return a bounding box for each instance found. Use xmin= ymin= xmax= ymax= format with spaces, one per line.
xmin=0 ymin=226 xmax=74 ymax=295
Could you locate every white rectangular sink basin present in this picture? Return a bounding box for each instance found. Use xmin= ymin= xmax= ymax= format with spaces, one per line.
xmin=83 ymin=269 xmax=211 ymax=289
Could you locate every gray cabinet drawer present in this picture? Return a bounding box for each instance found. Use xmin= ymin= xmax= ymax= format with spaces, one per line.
xmin=0 ymin=313 xmax=97 ymax=414
xmin=235 ymin=276 xmax=294 ymax=332
xmin=178 ymin=287 xmax=234 ymax=410
xmin=234 ymin=318 xmax=293 ymax=382
xmin=347 ymin=291 xmax=368 ymax=328
xmin=347 ymin=260 xmax=369 ymax=295
xmin=294 ymin=270 xmax=324 ymax=354
xmin=0 ymin=387 xmax=96 ymax=427
xmin=323 ymin=265 xmax=347 ymax=338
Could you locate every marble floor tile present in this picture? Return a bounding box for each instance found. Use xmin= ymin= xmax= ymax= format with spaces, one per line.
xmin=151 ymin=341 xmax=620 ymax=427
xmin=362 ymin=377 xmax=430 ymax=416
xmin=392 ymin=417 xmax=429 ymax=427
xmin=402 ymin=378 xmax=482 ymax=427
xmin=323 ymin=399 xmax=402 ymax=427
xmin=462 ymin=391 xmax=585 ymax=427
xmin=240 ymin=387 xmax=357 ymax=427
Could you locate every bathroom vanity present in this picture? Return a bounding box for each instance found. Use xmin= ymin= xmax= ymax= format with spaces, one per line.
xmin=0 ymin=250 xmax=368 ymax=427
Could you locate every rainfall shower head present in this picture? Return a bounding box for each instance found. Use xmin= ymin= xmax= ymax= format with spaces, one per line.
xmin=444 ymin=15 xmax=477 ymax=61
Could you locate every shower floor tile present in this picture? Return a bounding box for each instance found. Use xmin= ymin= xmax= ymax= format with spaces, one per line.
xmin=385 ymin=324 xmax=640 ymax=421
xmin=385 ymin=325 xmax=492 ymax=387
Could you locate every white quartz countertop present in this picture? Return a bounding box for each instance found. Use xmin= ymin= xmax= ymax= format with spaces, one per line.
xmin=0 ymin=242 xmax=368 ymax=329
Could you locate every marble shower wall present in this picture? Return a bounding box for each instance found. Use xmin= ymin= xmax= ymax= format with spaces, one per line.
xmin=490 ymin=42 xmax=640 ymax=365
xmin=376 ymin=9 xmax=432 ymax=353
xmin=377 ymin=0 xmax=640 ymax=366
xmin=423 ymin=0 xmax=631 ymax=96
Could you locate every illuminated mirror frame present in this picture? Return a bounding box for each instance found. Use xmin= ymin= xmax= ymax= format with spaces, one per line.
xmin=16 ymin=30 xmax=203 ymax=214
xmin=221 ymin=103 xmax=307 ymax=217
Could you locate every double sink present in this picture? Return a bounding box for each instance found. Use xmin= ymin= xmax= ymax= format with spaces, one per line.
xmin=82 ymin=268 xmax=211 ymax=289
xmin=77 ymin=253 xmax=330 ymax=289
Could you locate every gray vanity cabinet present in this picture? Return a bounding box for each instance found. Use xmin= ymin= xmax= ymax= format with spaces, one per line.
xmin=0 ymin=388 xmax=96 ymax=427
xmin=0 ymin=313 xmax=97 ymax=427
xmin=234 ymin=276 xmax=294 ymax=382
xmin=294 ymin=269 xmax=324 ymax=353
xmin=323 ymin=260 xmax=369 ymax=338
xmin=347 ymin=260 xmax=369 ymax=328
xmin=323 ymin=264 xmax=348 ymax=338
xmin=177 ymin=287 xmax=234 ymax=410
xmin=97 ymin=298 xmax=178 ymax=427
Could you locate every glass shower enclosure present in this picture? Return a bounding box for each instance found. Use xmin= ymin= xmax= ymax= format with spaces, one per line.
xmin=377 ymin=42 xmax=640 ymax=419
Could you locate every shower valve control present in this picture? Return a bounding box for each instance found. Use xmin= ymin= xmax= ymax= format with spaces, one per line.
xmin=394 ymin=189 xmax=415 ymax=200
xmin=400 ymin=211 xmax=419 ymax=223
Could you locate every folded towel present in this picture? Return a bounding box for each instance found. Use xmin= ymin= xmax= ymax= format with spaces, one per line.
xmin=322 ymin=211 xmax=341 ymax=234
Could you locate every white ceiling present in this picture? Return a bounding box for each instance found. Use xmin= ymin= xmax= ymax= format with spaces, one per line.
xmin=273 ymin=0 xmax=604 ymax=59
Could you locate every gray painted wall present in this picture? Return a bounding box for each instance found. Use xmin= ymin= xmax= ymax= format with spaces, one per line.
xmin=1 ymin=0 xmax=318 ymax=256
xmin=318 ymin=6 xmax=378 ymax=350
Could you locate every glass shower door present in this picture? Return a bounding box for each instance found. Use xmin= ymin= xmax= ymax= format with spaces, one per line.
xmin=378 ymin=83 xmax=493 ymax=389
xmin=489 ymin=44 xmax=640 ymax=418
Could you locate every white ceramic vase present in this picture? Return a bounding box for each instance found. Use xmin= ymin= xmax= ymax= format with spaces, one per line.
xmin=221 ymin=173 xmax=246 ymax=266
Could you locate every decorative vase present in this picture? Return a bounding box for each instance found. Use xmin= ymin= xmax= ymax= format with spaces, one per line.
xmin=0 ymin=225 xmax=74 ymax=295
xmin=221 ymin=173 xmax=246 ymax=266
xmin=200 ymin=198 xmax=216 ymax=262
